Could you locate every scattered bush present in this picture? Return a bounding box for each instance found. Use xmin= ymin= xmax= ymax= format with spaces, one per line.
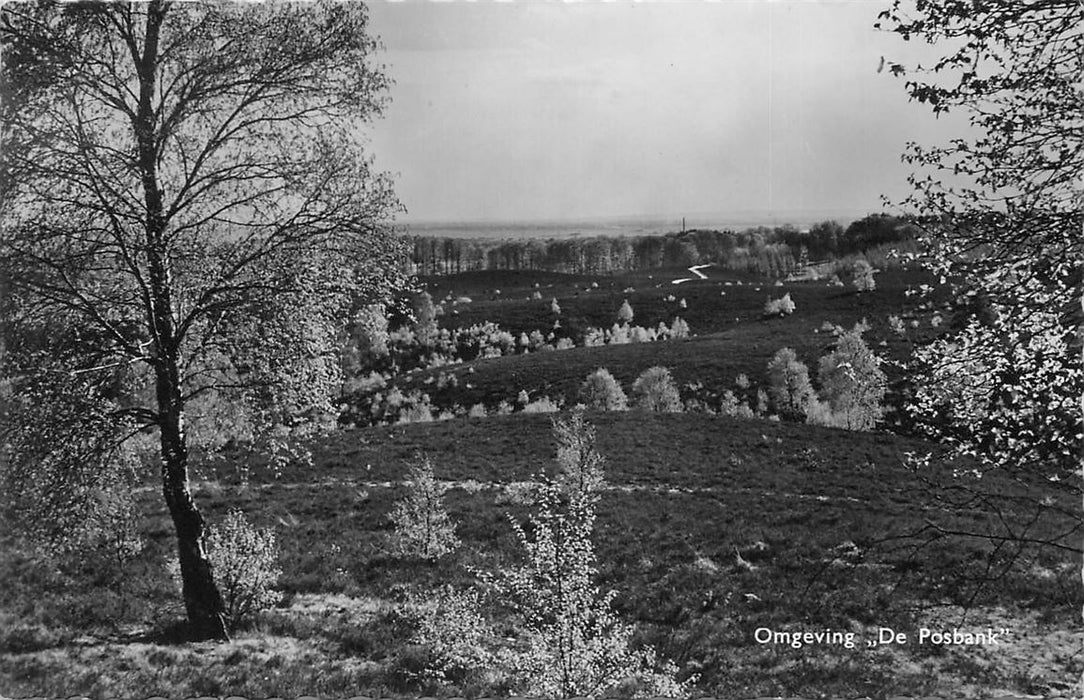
xmin=522 ymin=396 xmax=561 ymax=414
xmin=617 ymin=299 xmax=634 ymax=324
xmin=631 ymin=367 xmax=682 ymax=413
xmin=718 ymin=390 xmax=755 ymax=418
xmin=204 ymin=509 xmax=284 ymax=631
xmin=390 ymin=456 xmax=459 ymax=559
xmin=405 ymin=585 xmax=496 ymax=684
xmin=852 ymin=259 xmax=876 ymax=292
xmin=579 ymin=368 xmax=629 ymax=411
xmin=551 ymin=298 xmax=562 ymax=315
xmin=583 ymin=327 xmax=605 ymax=347
xmin=628 ymin=325 xmax=652 ymax=343
xmin=669 ymin=317 xmax=690 ymax=339
xmin=763 ymin=293 xmax=796 ymax=317
xmin=555 ymin=337 xmax=575 ymax=351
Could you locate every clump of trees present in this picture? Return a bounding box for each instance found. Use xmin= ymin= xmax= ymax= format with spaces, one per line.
xmin=408 ymin=215 xmax=919 ymax=276
xmin=763 ymin=323 xmax=886 ymax=431
xmin=763 ymin=293 xmax=796 ymax=317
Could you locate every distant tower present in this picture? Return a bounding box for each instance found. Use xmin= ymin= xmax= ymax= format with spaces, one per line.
xmin=682 ymin=216 xmax=686 ymax=233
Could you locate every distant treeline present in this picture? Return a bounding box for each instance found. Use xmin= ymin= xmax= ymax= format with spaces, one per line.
xmin=409 ymin=214 xmax=921 ymax=277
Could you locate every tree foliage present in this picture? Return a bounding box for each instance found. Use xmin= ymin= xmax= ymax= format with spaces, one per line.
xmin=491 ymin=413 xmax=688 ymax=699
xmin=765 ymin=347 xmax=815 ymax=421
xmin=578 ymin=368 xmax=628 ymax=412
xmin=203 ymin=509 xmax=283 ymax=631
xmin=630 ymin=366 xmax=682 ymax=413
xmin=390 ymin=455 xmax=460 ymax=560
xmin=0 ymin=0 xmax=406 ymax=638
xmin=877 ymin=0 xmax=1082 ymax=481
xmin=816 ymin=323 xmax=886 ymax=431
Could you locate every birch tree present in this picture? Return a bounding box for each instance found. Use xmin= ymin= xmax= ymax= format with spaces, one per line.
xmin=0 ymin=0 xmax=406 ymax=639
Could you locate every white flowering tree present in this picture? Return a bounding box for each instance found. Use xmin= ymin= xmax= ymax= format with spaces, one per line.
xmin=878 ymin=0 xmax=1081 ymax=569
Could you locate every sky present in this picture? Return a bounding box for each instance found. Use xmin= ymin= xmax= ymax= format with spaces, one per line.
xmin=365 ymin=1 xmax=968 ymax=224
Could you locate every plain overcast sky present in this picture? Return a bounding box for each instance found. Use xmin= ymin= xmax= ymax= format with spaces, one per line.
xmin=365 ymin=1 xmax=966 ymax=223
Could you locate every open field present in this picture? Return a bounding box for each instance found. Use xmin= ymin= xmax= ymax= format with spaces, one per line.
xmin=374 ymin=265 xmax=949 ymax=425
xmin=2 ymin=264 xmax=1078 ymax=700
xmin=1 ymin=411 xmax=1079 ymax=699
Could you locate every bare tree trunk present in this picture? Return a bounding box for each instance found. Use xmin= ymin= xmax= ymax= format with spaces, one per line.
xmin=158 ymin=391 xmax=230 ymax=641
xmin=135 ymin=0 xmax=228 ymax=641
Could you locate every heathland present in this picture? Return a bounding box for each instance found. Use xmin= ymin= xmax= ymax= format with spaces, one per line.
xmin=1 ymin=233 xmax=1078 ymax=699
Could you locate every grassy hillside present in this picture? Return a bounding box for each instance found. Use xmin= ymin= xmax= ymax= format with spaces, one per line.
xmin=381 ymin=266 xmax=946 ymax=420
xmin=1 ymin=413 xmax=1078 ymax=699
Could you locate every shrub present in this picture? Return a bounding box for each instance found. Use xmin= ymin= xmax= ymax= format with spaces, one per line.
xmin=405 ymin=585 xmax=496 ymax=684
xmin=755 ymin=388 xmax=770 ymax=415
xmin=763 ymin=293 xmax=795 ymax=317
xmin=390 ymin=456 xmax=459 ymax=559
xmin=523 ymin=396 xmax=561 ymax=414
xmin=608 ymin=323 xmax=629 ymax=345
xmin=852 ymin=259 xmax=876 ymax=292
xmin=468 ymin=403 xmax=487 ymax=418
xmin=766 ymin=348 xmax=816 ymax=421
xmin=555 ymin=337 xmax=575 ymax=351
xmin=489 ymin=415 xmax=688 ymax=698
xmin=551 ymin=298 xmax=562 ymax=315
xmin=579 ymin=368 xmax=629 ymax=411
xmin=583 ymin=327 xmax=605 ymax=347
xmin=553 ymin=409 xmax=606 ymax=498
xmin=341 ymin=303 xmax=390 ymax=379
xmin=398 ymin=398 xmax=435 ymax=424
xmin=204 ymin=509 xmax=283 ymax=630
xmin=631 ymin=367 xmax=682 ymax=413
xmin=718 ymin=390 xmax=755 ymax=418
xmin=670 ymin=317 xmax=690 ymax=339
xmin=804 ymin=398 xmax=850 ymax=428
xmin=816 ymin=322 xmax=887 ymax=430
xmin=413 ymin=291 xmax=440 ymax=347
xmin=628 ymin=325 xmax=651 ymax=343
xmin=617 ymin=299 xmax=634 ymax=324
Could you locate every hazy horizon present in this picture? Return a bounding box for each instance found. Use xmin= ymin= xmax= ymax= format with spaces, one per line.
xmin=392 ymin=207 xmax=888 ymax=240
xmin=366 ymin=2 xmax=970 ymax=225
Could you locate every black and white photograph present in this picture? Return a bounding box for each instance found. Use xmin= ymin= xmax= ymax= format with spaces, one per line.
xmin=0 ymin=0 xmax=1080 ymax=698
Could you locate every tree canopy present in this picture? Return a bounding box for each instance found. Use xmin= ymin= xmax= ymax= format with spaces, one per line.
xmin=1 ymin=0 xmax=407 ymax=638
xmin=878 ymin=0 xmax=1082 ymax=481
